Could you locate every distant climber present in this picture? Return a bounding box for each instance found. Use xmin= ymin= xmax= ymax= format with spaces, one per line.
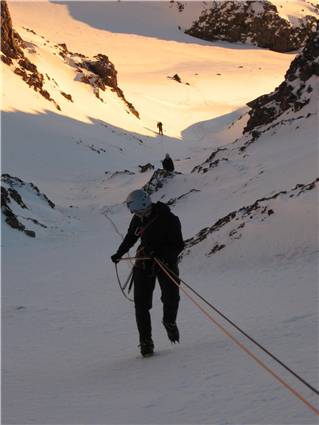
xmin=157 ymin=121 xmax=163 ymax=135
xmin=162 ymin=153 xmax=175 ymax=173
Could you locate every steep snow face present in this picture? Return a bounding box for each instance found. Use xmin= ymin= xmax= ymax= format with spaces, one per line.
xmin=175 ymin=27 xmax=319 ymax=245
xmin=186 ymin=0 xmax=318 ymax=52
xmin=183 ymin=179 xmax=318 ymax=262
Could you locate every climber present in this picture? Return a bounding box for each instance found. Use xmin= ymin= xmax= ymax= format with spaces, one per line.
xmin=157 ymin=121 xmax=164 ymax=135
xmin=162 ymin=153 xmax=175 ymax=173
xmin=111 ymin=189 xmax=184 ymax=357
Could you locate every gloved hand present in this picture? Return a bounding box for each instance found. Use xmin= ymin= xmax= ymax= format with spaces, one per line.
xmin=111 ymin=253 xmax=121 ymax=264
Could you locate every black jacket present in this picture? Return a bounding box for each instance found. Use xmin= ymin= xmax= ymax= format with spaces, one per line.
xmin=162 ymin=157 xmax=175 ymax=172
xmin=116 ymin=202 xmax=184 ymax=264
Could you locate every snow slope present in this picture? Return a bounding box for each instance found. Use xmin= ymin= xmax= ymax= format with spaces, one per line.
xmin=60 ymin=0 xmax=209 ymax=43
xmin=6 ymin=0 xmax=294 ymax=138
xmin=2 ymin=2 xmax=318 ymax=424
xmin=272 ymin=0 xmax=319 ymax=25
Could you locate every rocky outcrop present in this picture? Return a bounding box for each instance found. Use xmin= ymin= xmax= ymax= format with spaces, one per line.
xmin=0 ymin=0 xmax=23 ymax=63
xmin=107 ymin=170 xmax=135 ymax=179
xmin=244 ymin=26 xmax=319 ymax=133
xmin=1 ymin=174 xmax=56 ymax=238
xmin=169 ymin=1 xmax=185 ymax=13
xmin=139 ymin=163 xmax=155 ymax=173
xmin=185 ymin=1 xmax=318 ymax=52
xmin=143 ymin=169 xmax=177 ymax=194
xmin=1 ymin=1 xmax=60 ymax=109
xmin=57 ymin=44 xmax=140 ymax=118
xmin=81 ymin=54 xmax=118 ymax=89
xmin=183 ymin=178 xmax=319 ymax=257
xmin=192 ymin=147 xmax=229 ymax=174
xmin=166 ymin=188 xmax=200 ymax=206
xmin=13 ymin=58 xmax=60 ymax=108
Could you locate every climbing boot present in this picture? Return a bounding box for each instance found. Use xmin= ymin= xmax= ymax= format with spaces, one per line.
xmin=139 ymin=338 xmax=154 ymax=357
xmin=163 ymin=322 xmax=180 ymax=343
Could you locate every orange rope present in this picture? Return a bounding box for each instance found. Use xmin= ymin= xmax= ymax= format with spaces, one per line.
xmin=155 ymin=258 xmax=319 ymax=416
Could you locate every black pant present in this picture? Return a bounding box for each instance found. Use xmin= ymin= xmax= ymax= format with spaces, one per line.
xmin=133 ymin=263 xmax=180 ymax=342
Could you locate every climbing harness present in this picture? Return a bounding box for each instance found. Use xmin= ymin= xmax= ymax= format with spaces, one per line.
xmin=115 ymin=255 xmax=319 ymax=416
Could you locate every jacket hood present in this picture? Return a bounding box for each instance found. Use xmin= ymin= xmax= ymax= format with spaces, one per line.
xmin=153 ymin=201 xmax=171 ymax=215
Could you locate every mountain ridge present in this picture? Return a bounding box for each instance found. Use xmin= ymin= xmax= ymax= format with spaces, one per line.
xmin=185 ymin=0 xmax=318 ymax=52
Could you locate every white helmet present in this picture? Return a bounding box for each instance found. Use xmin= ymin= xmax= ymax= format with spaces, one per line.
xmin=126 ymin=189 xmax=152 ymax=214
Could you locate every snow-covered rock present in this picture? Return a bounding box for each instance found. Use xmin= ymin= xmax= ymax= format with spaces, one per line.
xmin=1 ymin=0 xmax=60 ymax=109
xmin=245 ymin=24 xmax=319 ymax=132
xmin=186 ymin=0 xmax=318 ymax=52
xmin=57 ymin=43 xmax=139 ymax=117
xmin=0 ymin=0 xmax=23 ymax=62
xmin=183 ymin=178 xmax=318 ymax=258
xmin=1 ymin=174 xmax=56 ymax=237
xmin=143 ymin=169 xmax=176 ymax=194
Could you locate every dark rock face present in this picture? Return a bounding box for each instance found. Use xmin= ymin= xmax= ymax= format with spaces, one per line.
xmin=1 ymin=174 xmax=55 ymax=238
xmin=245 ymin=26 xmax=319 ymax=132
xmin=1 ymin=1 xmax=60 ymax=109
xmin=171 ymin=73 xmax=182 ymax=83
xmin=139 ymin=163 xmax=155 ymax=173
xmin=143 ymin=169 xmax=177 ymax=194
xmin=60 ymin=91 xmax=73 ymax=102
xmin=82 ymin=54 xmax=118 ymax=89
xmin=185 ymin=1 xmax=318 ymax=52
xmin=0 ymin=0 xmax=23 ymax=61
